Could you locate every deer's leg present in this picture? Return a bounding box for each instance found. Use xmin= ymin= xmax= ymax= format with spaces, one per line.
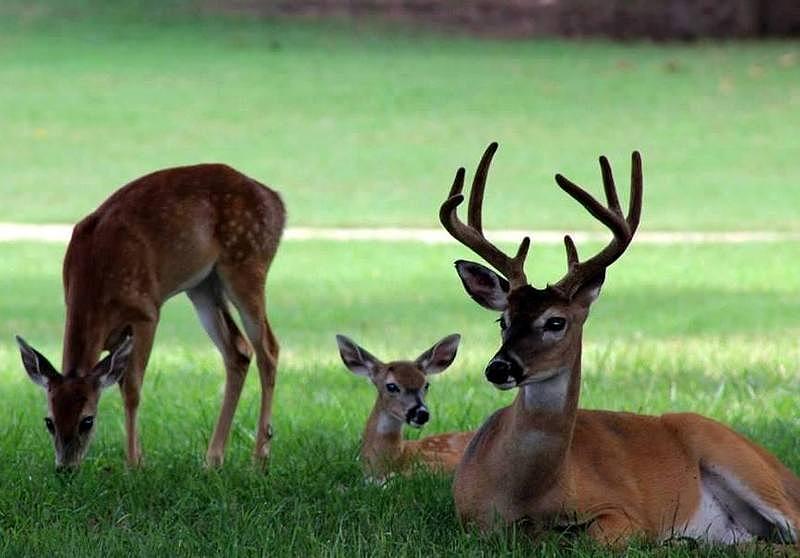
xmin=120 ymin=320 xmax=156 ymax=467
xmin=187 ymin=276 xmax=253 ymax=468
xmin=217 ymin=262 xmax=278 ymax=469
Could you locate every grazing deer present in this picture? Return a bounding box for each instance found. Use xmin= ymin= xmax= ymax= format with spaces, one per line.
xmin=16 ymin=164 xmax=284 ymax=469
xmin=336 ymin=334 xmax=473 ymax=481
xmin=440 ymin=143 xmax=800 ymax=546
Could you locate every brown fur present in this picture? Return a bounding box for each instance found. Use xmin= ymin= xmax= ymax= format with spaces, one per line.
xmin=358 ymin=360 xmax=474 ymax=479
xmin=443 ymin=145 xmax=799 ymax=546
xmin=48 ymin=163 xmax=284 ymax=467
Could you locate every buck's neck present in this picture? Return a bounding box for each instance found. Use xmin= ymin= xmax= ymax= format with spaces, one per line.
xmin=360 ymin=398 xmax=405 ymax=473
xmin=506 ymin=341 xmax=583 ymax=491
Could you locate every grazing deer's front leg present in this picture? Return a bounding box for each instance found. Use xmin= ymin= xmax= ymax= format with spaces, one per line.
xmin=187 ymin=275 xmax=253 ymax=467
xmin=120 ymin=320 xmax=157 ymax=467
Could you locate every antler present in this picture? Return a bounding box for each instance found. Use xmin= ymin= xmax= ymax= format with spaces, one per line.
xmin=552 ymin=151 xmax=643 ymax=297
xmin=439 ymin=142 xmax=530 ymax=289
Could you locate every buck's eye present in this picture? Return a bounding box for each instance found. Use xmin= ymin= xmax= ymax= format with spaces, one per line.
xmin=386 ymin=383 xmax=400 ymax=394
xmin=543 ymin=317 xmax=567 ymax=332
xmin=44 ymin=417 xmax=55 ymax=434
xmin=424 ymin=382 xmax=430 ymax=392
xmin=79 ymin=416 xmax=94 ymax=433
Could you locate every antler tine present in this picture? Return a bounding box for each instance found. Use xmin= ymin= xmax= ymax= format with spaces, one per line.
xmin=448 ymin=167 xmax=466 ymax=199
xmin=439 ymin=142 xmax=529 ymax=288
xmin=467 ymin=142 xmax=499 ymax=234
xmin=553 ymin=152 xmax=643 ymax=296
xmin=563 ymin=235 xmax=579 ymax=270
xmin=600 ymin=155 xmax=622 ymax=214
xmin=627 ymin=151 xmax=643 ymax=231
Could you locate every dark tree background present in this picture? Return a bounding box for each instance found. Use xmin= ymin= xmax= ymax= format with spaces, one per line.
xmin=215 ymin=0 xmax=800 ymax=38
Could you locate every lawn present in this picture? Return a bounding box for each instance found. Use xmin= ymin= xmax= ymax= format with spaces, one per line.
xmin=1 ymin=3 xmax=799 ymax=556
xmin=0 ymin=240 xmax=798 ymax=556
xmin=0 ymin=6 xmax=799 ymax=230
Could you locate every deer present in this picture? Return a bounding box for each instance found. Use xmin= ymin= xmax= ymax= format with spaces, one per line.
xmin=16 ymin=163 xmax=284 ymax=470
xmin=336 ymin=334 xmax=474 ymax=481
xmin=440 ymin=142 xmax=800 ymax=546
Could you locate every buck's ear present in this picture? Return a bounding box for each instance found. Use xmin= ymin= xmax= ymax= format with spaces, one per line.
xmin=336 ymin=335 xmax=382 ymax=377
xmin=91 ymin=333 xmax=134 ymax=389
xmin=572 ymin=270 xmax=606 ymax=309
xmin=16 ymin=336 xmax=62 ymax=389
xmin=416 ymin=333 xmax=460 ymax=375
xmin=455 ymin=260 xmax=509 ymax=311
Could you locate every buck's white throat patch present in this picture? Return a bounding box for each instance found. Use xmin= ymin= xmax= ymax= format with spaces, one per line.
xmin=521 ymin=366 xmax=571 ymax=412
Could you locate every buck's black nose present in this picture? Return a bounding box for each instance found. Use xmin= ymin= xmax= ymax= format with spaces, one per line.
xmin=485 ymin=359 xmax=519 ymax=385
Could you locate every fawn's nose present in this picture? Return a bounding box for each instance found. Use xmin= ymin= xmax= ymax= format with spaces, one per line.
xmin=407 ymin=405 xmax=429 ymax=427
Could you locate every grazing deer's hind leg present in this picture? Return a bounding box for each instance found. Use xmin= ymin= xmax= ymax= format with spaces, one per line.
xmin=217 ymin=262 xmax=278 ymax=469
xmin=188 ymin=274 xmax=253 ymax=467
xmin=120 ymin=321 xmax=157 ymax=467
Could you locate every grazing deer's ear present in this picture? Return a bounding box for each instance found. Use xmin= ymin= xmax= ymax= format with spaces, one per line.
xmin=336 ymin=335 xmax=382 ymax=377
xmin=16 ymin=336 xmax=62 ymax=389
xmin=416 ymin=334 xmax=460 ymax=375
xmin=572 ymin=270 xmax=605 ymax=309
xmin=455 ymin=260 xmax=509 ymax=311
xmin=91 ymin=333 xmax=134 ymax=389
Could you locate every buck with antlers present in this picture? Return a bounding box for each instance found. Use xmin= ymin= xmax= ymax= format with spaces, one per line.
xmin=440 ymin=143 xmax=800 ymax=546
xmin=336 ymin=334 xmax=473 ymax=481
xmin=16 ymin=164 xmax=284 ymax=469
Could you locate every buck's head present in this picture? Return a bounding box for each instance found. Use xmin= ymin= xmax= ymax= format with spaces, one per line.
xmin=440 ymin=142 xmax=642 ymax=390
xmin=336 ymin=334 xmax=461 ymax=427
xmin=15 ymin=334 xmax=133 ymax=469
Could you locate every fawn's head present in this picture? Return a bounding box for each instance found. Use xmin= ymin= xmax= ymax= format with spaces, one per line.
xmin=336 ymin=334 xmax=461 ymax=427
xmin=15 ymin=333 xmax=133 ymax=469
xmin=440 ymin=143 xmax=642 ymax=390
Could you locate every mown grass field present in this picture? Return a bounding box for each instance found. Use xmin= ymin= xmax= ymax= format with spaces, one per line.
xmin=1 ymin=240 xmax=799 ymax=556
xmin=1 ymin=3 xmax=800 ymax=557
xmin=0 ymin=3 xmax=799 ymax=229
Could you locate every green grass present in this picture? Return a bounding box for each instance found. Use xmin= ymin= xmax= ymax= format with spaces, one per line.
xmin=1 ymin=4 xmax=799 ymax=555
xmin=1 ymin=240 xmax=798 ymax=556
xmin=0 ymin=10 xmax=799 ymax=229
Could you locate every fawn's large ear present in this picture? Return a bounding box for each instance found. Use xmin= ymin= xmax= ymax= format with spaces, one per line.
xmin=16 ymin=336 xmax=62 ymax=389
xmin=415 ymin=333 xmax=461 ymax=375
xmin=91 ymin=332 xmax=134 ymax=389
xmin=336 ymin=335 xmax=382 ymax=377
xmin=571 ymin=269 xmax=606 ymax=310
xmin=455 ymin=260 xmax=509 ymax=311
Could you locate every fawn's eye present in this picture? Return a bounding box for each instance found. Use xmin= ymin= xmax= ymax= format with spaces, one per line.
xmin=424 ymin=382 xmax=430 ymax=392
xmin=79 ymin=416 xmax=94 ymax=433
xmin=543 ymin=317 xmax=567 ymax=332
xmin=44 ymin=417 xmax=55 ymax=434
xmin=386 ymin=383 xmax=400 ymax=394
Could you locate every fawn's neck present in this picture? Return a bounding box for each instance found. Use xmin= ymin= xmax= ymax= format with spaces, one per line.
xmin=361 ymin=399 xmax=405 ymax=474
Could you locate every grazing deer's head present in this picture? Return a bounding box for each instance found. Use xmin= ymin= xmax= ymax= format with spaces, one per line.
xmin=15 ymin=333 xmax=133 ymax=469
xmin=440 ymin=143 xmax=642 ymax=390
xmin=336 ymin=334 xmax=461 ymax=427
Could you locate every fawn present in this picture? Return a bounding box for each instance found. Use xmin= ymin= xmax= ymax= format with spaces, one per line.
xmin=336 ymin=334 xmax=473 ymax=481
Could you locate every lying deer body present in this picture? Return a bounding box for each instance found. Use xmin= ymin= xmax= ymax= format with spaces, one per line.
xmin=336 ymin=334 xmax=473 ymax=480
xmin=441 ymin=143 xmax=800 ymax=546
xmin=17 ymin=163 xmax=284 ymax=469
